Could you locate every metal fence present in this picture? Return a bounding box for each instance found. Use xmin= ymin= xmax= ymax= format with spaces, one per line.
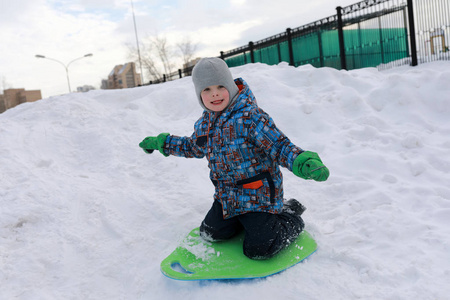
xmin=221 ymin=0 xmax=449 ymax=70
xmin=147 ymin=0 xmax=449 ymax=84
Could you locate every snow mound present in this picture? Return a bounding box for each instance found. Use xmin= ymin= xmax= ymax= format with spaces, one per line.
xmin=1 ymin=61 xmax=450 ymax=299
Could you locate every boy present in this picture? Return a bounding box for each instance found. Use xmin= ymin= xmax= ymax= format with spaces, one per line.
xmin=139 ymin=57 xmax=329 ymax=259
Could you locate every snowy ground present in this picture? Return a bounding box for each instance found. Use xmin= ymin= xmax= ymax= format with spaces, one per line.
xmin=1 ymin=61 xmax=449 ymax=299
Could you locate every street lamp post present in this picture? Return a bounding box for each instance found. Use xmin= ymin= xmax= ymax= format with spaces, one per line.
xmin=130 ymin=0 xmax=144 ymax=84
xmin=35 ymin=53 xmax=93 ymax=93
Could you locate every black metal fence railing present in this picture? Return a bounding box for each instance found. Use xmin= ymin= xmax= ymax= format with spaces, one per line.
xmin=146 ymin=0 xmax=449 ymax=85
xmin=146 ymin=66 xmax=195 ymax=85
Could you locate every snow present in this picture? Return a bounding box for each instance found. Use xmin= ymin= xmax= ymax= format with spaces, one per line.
xmin=1 ymin=61 xmax=450 ymax=299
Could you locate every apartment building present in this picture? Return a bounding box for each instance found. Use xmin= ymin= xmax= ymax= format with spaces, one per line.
xmin=0 ymin=88 xmax=42 ymax=113
xmin=104 ymin=62 xmax=142 ymax=90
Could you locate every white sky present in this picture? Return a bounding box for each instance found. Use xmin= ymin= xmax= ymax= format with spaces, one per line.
xmin=0 ymin=0 xmax=359 ymax=98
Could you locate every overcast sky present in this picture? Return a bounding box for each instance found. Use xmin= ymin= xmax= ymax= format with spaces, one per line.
xmin=1 ymin=0 xmax=359 ymax=98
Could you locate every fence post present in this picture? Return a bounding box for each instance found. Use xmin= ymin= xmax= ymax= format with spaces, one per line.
xmin=406 ymin=0 xmax=418 ymax=66
xmin=178 ymin=69 xmax=182 ymax=78
xmin=286 ymin=28 xmax=295 ymax=66
xmin=336 ymin=6 xmax=347 ymax=70
xmin=220 ymin=51 xmax=225 ymax=60
xmin=317 ymin=30 xmax=324 ymax=67
xmin=249 ymin=41 xmax=255 ymax=63
xmin=378 ymin=17 xmax=385 ymax=64
xmin=277 ymin=43 xmax=282 ymax=63
xmin=163 ymin=74 xmax=166 ymax=82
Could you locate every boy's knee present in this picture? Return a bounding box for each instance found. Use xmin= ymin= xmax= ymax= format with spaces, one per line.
xmin=242 ymin=217 xmax=304 ymax=260
xmin=199 ymin=221 xmax=237 ymax=242
xmin=243 ymin=240 xmax=280 ymax=260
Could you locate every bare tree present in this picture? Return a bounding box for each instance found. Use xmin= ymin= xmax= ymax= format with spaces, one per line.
xmin=128 ymin=34 xmax=198 ymax=83
xmin=177 ymin=38 xmax=198 ymax=69
xmin=128 ymin=42 xmax=161 ymax=81
xmin=153 ymin=35 xmax=174 ymax=76
xmin=128 ymin=34 xmax=174 ymax=82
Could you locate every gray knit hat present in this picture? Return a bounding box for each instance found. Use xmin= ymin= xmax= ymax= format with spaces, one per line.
xmin=192 ymin=57 xmax=239 ymax=112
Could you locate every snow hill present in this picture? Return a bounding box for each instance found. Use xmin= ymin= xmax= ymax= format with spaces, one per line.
xmin=1 ymin=61 xmax=450 ymax=300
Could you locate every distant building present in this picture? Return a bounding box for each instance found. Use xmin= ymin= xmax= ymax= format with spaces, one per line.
xmin=77 ymin=85 xmax=96 ymax=93
xmin=103 ymin=62 xmax=142 ymax=90
xmin=0 ymin=94 xmax=5 ymax=113
xmin=0 ymin=88 xmax=42 ymax=113
xmin=183 ymin=57 xmax=201 ymax=69
xmin=182 ymin=58 xmax=201 ymax=77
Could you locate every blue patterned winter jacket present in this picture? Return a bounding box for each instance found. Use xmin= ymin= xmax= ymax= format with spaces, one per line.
xmin=164 ymin=78 xmax=304 ymax=219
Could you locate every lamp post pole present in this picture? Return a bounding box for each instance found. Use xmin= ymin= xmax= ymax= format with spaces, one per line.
xmin=35 ymin=53 xmax=93 ymax=93
xmin=130 ymin=0 xmax=144 ymax=84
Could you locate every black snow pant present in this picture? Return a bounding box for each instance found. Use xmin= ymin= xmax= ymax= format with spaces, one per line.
xmin=199 ymin=200 xmax=304 ymax=260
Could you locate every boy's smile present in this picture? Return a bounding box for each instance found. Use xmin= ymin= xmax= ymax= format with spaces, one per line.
xmin=201 ymin=85 xmax=230 ymax=112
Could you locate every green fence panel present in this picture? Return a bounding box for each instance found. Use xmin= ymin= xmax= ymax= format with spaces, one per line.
xmin=291 ymin=33 xmax=321 ymax=67
xmin=344 ymin=28 xmax=408 ymax=69
xmin=254 ymin=44 xmax=282 ymax=65
xmin=357 ymin=28 xmax=383 ymax=69
xmin=252 ymin=48 xmax=262 ymax=64
xmin=224 ymin=54 xmax=244 ymax=67
xmin=279 ymin=41 xmax=291 ymax=63
xmin=224 ymin=28 xmax=408 ymax=71
xmin=320 ymin=30 xmax=342 ymax=69
xmin=289 ymin=29 xmax=342 ymax=69
xmin=381 ymin=27 xmax=409 ymax=63
xmin=292 ymin=30 xmax=341 ymax=69
xmin=225 ymin=52 xmax=252 ymax=67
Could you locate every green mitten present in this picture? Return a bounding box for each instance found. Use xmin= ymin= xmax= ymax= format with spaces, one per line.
xmin=293 ymin=151 xmax=329 ymax=182
xmin=139 ymin=133 xmax=170 ymax=156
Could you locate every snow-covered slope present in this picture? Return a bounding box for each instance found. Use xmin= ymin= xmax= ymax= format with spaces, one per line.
xmin=1 ymin=61 xmax=449 ymax=299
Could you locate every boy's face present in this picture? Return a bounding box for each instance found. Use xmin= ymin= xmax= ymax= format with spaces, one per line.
xmin=200 ymin=85 xmax=230 ymax=112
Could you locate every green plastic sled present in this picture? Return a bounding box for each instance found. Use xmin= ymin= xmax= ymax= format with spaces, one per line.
xmin=160 ymin=227 xmax=317 ymax=281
